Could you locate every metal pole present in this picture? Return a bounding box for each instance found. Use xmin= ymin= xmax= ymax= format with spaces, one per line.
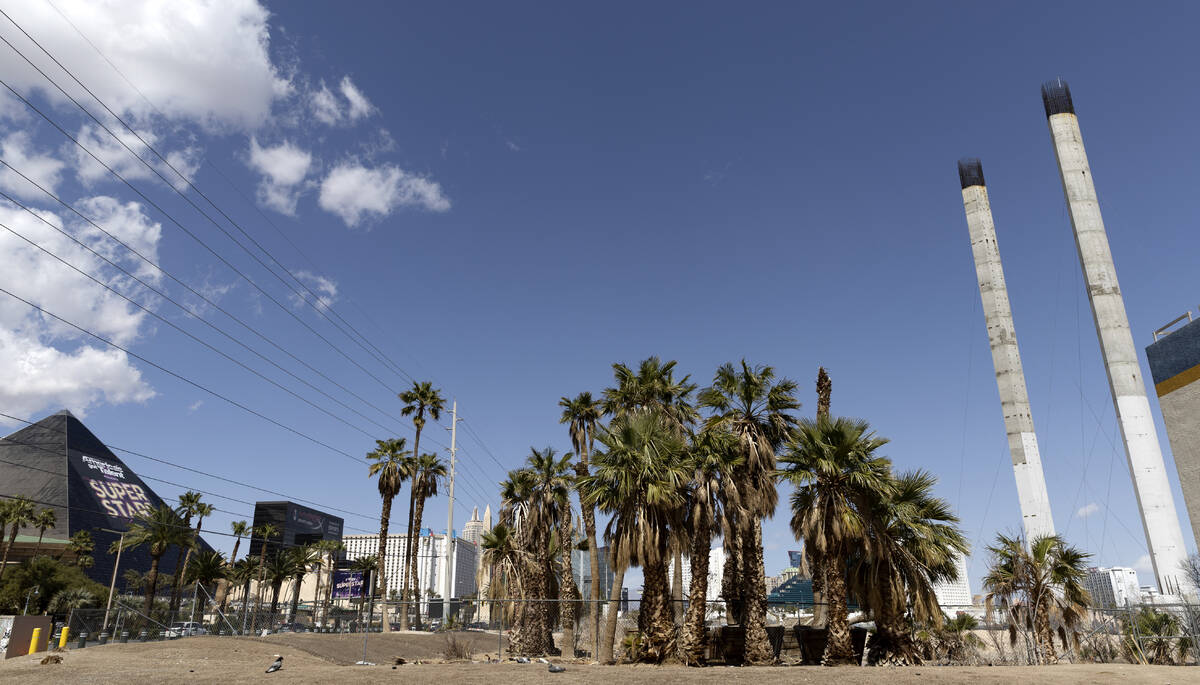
xmin=443 ymin=400 xmax=458 ymax=623
xmin=103 ymin=532 xmax=125 ymax=631
xmin=361 ymin=569 xmax=373 ymax=664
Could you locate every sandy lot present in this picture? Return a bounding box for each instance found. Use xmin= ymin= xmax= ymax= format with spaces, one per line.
xmin=0 ymin=634 xmax=1190 ymax=684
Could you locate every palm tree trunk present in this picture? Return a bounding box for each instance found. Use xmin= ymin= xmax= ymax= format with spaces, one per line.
xmin=270 ymin=582 xmax=283 ymax=615
xmin=33 ymin=529 xmax=46 ymax=558
xmin=177 ymin=518 xmax=206 ymax=615
xmin=1034 ymin=598 xmax=1056 ymax=664
xmin=399 ymin=482 xmax=418 ymax=630
xmin=720 ymin=527 xmax=744 ymax=625
xmin=289 ymin=574 xmax=304 ymax=621
xmin=867 ymin=575 xmax=919 ymax=666
xmin=169 ymin=516 xmax=192 ymax=613
xmin=742 ymin=519 xmax=773 ymax=665
xmin=313 ymin=557 xmax=324 ymax=626
xmin=558 ymin=515 xmax=579 ymax=658
xmin=600 ymin=551 xmax=628 ymax=664
xmin=642 ymin=557 xmax=675 ymax=662
xmin=672 ymin=547 xmax=684 ymax=627
xmin=411 ymin=490 xmax=428 ymax=630
xmin=143 ymin=553 xmax=161 ymax=616
xmin=679 ymin=517 xmax=712 ymax=665
xmin=810 ymin=544 xmax=827 ymax=627
xmin=376 ymin=494 xmax=394 ymax=631
xmin=822 ymin=544 xmax=855 ymax=665
xmin=575 ymin=452 xmax=603 ymax=655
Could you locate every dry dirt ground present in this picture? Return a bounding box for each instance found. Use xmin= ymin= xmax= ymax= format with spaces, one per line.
xmin=0 ymin=634 xmax=1191 ymax=684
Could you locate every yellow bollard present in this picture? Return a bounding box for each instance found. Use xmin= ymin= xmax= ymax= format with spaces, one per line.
xmin=29 ymin=628 xmax=42 ymax=655
xmin=59 ymin=627 xmax=70 ymax=649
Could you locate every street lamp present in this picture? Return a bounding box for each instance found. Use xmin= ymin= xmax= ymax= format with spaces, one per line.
xmin=23 ymin=586 xmax=39 ymax=615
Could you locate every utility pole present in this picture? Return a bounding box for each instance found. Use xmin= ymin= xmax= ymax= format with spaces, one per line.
xmin=102 ymin=529 xmax=125 ymax=632
xmin=443 ymin=400 xmax=459 ymax=623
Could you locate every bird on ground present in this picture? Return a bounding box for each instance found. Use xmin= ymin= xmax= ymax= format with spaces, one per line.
xmin=537 ymin=658 xmax=549 ymax=664
xmin=515 ymin=656 xmax=530 ymax=663
xmin=548 ymin=664 xmax=566 ymax=673
xmin=265 ymin=655 xmax=283 ymax=673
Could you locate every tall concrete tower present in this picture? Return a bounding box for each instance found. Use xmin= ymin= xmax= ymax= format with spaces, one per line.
xmin=1043 ymin=79 xmax=1189 ymax=594
xmin=958 ymin=159 xmax=1056 ymax=540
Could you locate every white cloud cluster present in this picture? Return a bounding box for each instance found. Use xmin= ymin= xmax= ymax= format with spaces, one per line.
xmin=0 ymin=198 xmax=161 ymax=423
xmin=1076 ymin=503 xmax=1099 ymax=519
xmin=317 ymin=162 xmax=450 ymax=226
xmin=0 ymin=0 xmax=287 ymax=131
xmin=247 ymin=137 xmax=312 ymax=215
xmin=310 ymin=76 xmax=375 ymax=126
xmin=71 ymin=123 xmax=202 ymax=190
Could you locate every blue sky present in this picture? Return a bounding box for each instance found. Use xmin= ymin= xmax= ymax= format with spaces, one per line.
xmin=1 ymin=1 xmax=1198 ymax=595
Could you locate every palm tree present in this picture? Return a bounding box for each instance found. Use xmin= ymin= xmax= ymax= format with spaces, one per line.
xmin=288 ymin=545 xmax=320 ymax=622
xmin=119 ymin=504 xmax=192 ymax=615
xmin=68 ymin=531 xmax=95 ymax=568
xmin=480 ymin=524 xmax=525 ymax=626
xmin=559 ymin=391 xmax=604 ymax=641
xmin=602 ymin=357 xmax=699 ymax=428
xmin=699 ymin=360 xmax=799 ymax=664
xmin=186 ymin=549 xmax=228 ymax=604
xmin=123 ymin=568 xmax=145 ymax=594
xmin=399 ymin=381 xmax=445 ymax=628
xmin=227 ymin=558 xmax=257 ymax=625
xmin=264 ymin=549 xmax=300 ymax=616
xmin=982 ymin=533 xmax=1090 ymax=664
xmin=350 ymin=554 xmax=378 ymax=628
xmin=678 ymin=429 xmax=741 ymax=665
xmin=179 ymin=501 xmax=214 ymax=613
xmin=253 ymin=523 xmax=281 ymax=618
xmin=312 ymin=539 xmax=343 ymax=625
xmin=1122 ymin=607 xmax=1192 ymax=665
xmin=781 ymin=416 xmax=892 ymax=665
xmin=169 ymin=491 xmax=204 ymax=612
xmin=366 ymin=437 xmax=412 ymax=630
xmin=408 ymin=451 xmax=447 ymax=629
xmin=853 ymin=470 xmax=969 ymax=665
xmin=215 ymin=520 xmax=250 ymax=612
xmin=0 ymin=497 xmax=35 ymax=585
xmin=31 ymin=509 xmax=56 ymax=558
xmin=583 ymin=412 xmax=689 ymax=663
xmin=524 ymin=447 xmax=577 ymax=654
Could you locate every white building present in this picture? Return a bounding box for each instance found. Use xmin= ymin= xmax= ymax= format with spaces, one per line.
xmin=1084 ymin=567 xmax=1141 ymax=608
xmin=678 ymin=546 xmax=725 ymax=602
xmin=343 ymin=531 xmax=477 ymax=602
xmin=462 ymin=507 xmax=485 ymax=546
xmin=933 ymin=553 xmax=972 ymax=608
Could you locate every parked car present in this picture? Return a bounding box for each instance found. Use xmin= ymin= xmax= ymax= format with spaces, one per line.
xmin=274 ymin=622 xmax=308 ymax=633
xmin=165 ymin=622 xmax=206 ymax=638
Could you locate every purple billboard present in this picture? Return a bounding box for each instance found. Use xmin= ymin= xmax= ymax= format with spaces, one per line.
xmin=331 ymin=570 xmax=365 ymax=599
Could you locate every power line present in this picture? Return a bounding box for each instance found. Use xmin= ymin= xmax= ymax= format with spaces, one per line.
xmin=0 ymin=285 xmax=366 ymax=464
xmin=0 ymin=213 xmax=401 ymax=443
xmin=0 ymin=410 xmax=372 ymax=523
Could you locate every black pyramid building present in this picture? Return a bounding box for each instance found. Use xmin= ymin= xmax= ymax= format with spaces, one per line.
xmin=0 ymin=410 xmax=203 ymax=585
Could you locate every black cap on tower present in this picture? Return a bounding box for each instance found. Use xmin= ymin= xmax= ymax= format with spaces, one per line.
xmin=1041 ymin=78 xmax=1075 ymax=117
xmin=957 ymin=158 xmax=985 ymax=189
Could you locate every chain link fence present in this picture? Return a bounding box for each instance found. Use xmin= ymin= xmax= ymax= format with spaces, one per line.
xmin=38 ymin=588 xmax=1200 ymax=668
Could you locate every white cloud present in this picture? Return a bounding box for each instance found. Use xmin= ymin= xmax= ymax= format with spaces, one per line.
xmin=0 ymin=197 xmax=161 ymax=422
xmin=290 ymin=270 xmax=337 ymax=311
xmin=0 ymin=132 xmax=65 ymax=201
xmin=247 ymin=137 xmax=313 ymax=215
xmin=340 ymin=77 xmax=375 ymax=120
xmin=505 ymin=139 xmax=521 ymax=152
xmin=310 ymin=81 xmax=343 ymax=126
xmin=187 ymin=399 xmax=204 ymax=413
xmin=0 ymin=0 xmax=287 ymax=131
xmin=1076 ymin=503 xmax=1100 ymax=519
xmin=318 ymin=162 xmax=449 ymax=226
xmin=309 ymin=77 xmax=375 ymax=126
